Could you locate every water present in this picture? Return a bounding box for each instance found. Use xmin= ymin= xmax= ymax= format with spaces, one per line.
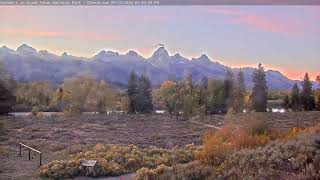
xmin=10 ymin=112 xmax=62 ymax=116
xmin=271 ymin=108 xmax=286 ymax=113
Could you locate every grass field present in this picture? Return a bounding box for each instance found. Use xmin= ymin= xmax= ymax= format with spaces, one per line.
xmin=0 ymin=112 xmax=320 ymax=179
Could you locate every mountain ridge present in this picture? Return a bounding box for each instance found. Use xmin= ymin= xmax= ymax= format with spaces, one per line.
xmin=0 ymin=44 xmax=316 ymax=90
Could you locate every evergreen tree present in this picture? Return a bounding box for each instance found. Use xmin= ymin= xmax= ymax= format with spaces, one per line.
xmin=199 ymin=76 xmax=209 ymax=114
xmin=223 ymin=69 xmax=234 ymax=109
xmin=283 ymin=95 xmax=290 ymax=109
xmin=136 ymin=74 xmax=154 ymax=113
xmin=0 ymin=64 xmax=16 ymax=115
xmin=301 ymin=73 xmax=315 ymax=111
xmin=290 ymin=83 xmax=301 ymax=111
xmin=127 ymin=70 xmax=138 ymax=114
xmin=232 ymin=70 xmax=246 ymax=113
xmin=251 ymin=63 xmax=268 ymax=112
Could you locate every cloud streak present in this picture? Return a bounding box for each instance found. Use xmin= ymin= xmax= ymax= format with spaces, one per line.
xmin=207 ymin=7 xmax=303 ymax=37
xmin=0 ymin=27 xmax=124 ymax=42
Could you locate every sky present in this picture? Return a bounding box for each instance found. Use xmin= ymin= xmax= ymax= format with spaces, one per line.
xmin=0 ymin=5 xmax=319 ymax=80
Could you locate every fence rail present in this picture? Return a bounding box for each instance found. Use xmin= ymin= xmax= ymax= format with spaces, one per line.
xmin=19 ymin=143 xmax=42 ymax=166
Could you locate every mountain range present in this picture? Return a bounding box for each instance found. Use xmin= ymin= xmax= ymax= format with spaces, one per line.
xmin=0 ymin=44 xmax=313 ymax=90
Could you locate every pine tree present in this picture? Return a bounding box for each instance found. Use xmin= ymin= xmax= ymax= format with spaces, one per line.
xmin=199 ymin=76 xmax=209 ymax=114
xmin=223 ymin=69 xmax=234 ymax=109
xmin=232 ymin=70 xmax=246 ymax=113
xmin=0 ymin=64 xmax=16 ymax=115
xmin=290 ymin=83 xmax=301 ymax=111
xmin=136 ymin=74 xmax=154 ymax=113
xmin=301 ymin=73 xmax=315 ymax=111
xmin=283 ymin=95 xmax=290 ymax=109
xmin=127 ymin=70 xmax=138 ymax=114
xmin=251 ymin=63 xmax=268 ymax=112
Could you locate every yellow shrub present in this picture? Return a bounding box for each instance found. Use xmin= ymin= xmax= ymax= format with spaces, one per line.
xmin=198 ymin=123 xmax=272 ymax=166
xmin=36 ymin=112 xmax=44 ymax=119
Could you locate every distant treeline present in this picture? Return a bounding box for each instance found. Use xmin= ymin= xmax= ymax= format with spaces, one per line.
xmin=0 ymin=63 xmax=319 ymax=116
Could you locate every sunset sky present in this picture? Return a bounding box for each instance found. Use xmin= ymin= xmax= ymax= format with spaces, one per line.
xmin=0 ymin=6 xmax=319 ymax=80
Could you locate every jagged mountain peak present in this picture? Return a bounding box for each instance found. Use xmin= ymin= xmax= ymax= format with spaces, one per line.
xmin=173 ymin=53 xmax=182 ymax=58
xmin=192 ymin=54 xmax=211 ymax=63
xmin=126 ymin=50 xmax=139 ymax=57
xmin=0 ymin=46 xmax=14 ymax=52
xmin=0 ymin=44 xmax=304 ymax=90
xmin=94 ymin=50 xmax=119 ymax=59
xmin=61 ymin=52 xmax=69 ymax=57
xmin=199 ymin=54 xmax=209 ymax=60
xmin=17 ymin=44 xmax=37 ymax=53
xmin=152 ymin=46 xmax=169 ymax=58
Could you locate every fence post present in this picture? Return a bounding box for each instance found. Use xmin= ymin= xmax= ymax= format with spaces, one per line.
xmin=39 ymin=152 xmax=42 ymax=166
xmin=19 ymin=143 xmax=21 ymax=157
xmin=28 ymin=149 xmax=31 ymax=160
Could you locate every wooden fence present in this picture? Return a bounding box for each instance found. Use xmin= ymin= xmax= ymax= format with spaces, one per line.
xmin=19 ymin=143 xmax=42 ymax=166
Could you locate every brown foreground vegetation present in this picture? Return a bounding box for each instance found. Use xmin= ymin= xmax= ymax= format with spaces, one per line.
xmin=1 ymin=112 xmax=320 ymax=179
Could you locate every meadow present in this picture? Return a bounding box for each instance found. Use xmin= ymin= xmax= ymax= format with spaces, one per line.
xmin=1 ymin=112 xmax=320 ymax=179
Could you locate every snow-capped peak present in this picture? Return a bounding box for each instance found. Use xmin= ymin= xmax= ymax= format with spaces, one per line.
xmin=192 ymin=54 xmax=211 ymax=64
xmin=151 ymin=46 xmax=169 ymax=58
xmin=16 ymin=44 xmax=37 ymax=54
xmin=61 ymin=52 xmax=69 ymax=57
xmin=199 ymin=54 xmax=210 ymax=61
xmin=173 ymin=53 xmax=182 ymax=58
xmin=94 ymin=50 xmax=119 ymax=59
xmin=0 ymin=46 xmax=15 ymax=54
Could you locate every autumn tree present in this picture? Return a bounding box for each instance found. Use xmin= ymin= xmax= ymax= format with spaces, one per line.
xmin=251 ymin=63 xmax=268 ymax=112
xmin=231 ymin=70 xmax=246 ymax=113
xmin=290 ymin=83 xmax=301 ymax=111
xmin=127 ymin=70 xmax=139 ymax=114
xmin=85 ymin=80 xmax=116 ymax=113
xmin=50 ymin=87 xmax=64 ymax=111
xmin=173 ymin=82 xmax=188 ymax=119
xmin=181 ymin=74 xmax=201 ymax=116
xmin=158 ymin=81 xmax=177 ymax=115
xmin=60 ymin=75 xmax=95 ymax=116
xmin=0 ymin=63 xmax=15 ymax=115
xmin=301 ymin=73 xmax=315 ymax=111
xmin=16 ymin=82 xmax=53 ymax=110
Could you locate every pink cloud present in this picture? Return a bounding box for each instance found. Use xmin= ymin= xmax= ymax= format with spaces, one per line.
xmin=207 ymin=7 xmax=303 ymax=37
xmin=230 ymin=14 xmax=302 ymax=36
xmin=0 ymin=27 xmax=65 ymax=38
xmin=0 ymin=27 xmax=124 ymax=41
xmin=71 ymin=32 xmax=124 ymax=41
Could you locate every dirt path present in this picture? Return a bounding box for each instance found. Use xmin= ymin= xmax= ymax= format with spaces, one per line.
xmin=190 ymin=120 xmax=222 ymax=130
xmin=0 ymin=146 xmax=41 ymax=180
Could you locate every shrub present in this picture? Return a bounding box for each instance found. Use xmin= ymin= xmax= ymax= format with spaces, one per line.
xmin=0 ymin=121 xmax=5 ymax=135
xmin=36 ymin=112 xmax=44 ymax=119
xmin=217 ymin=133 xmax=320 ymax=179
xmin=135 ymin=162 xmax=213 ymax=180
xmin=198 ymin=123 xmax=272 ymax=166
xmin=39 ymin=144 xmax=196 ymax=179
xmin=31 ymin=106 xmax=39 ymax=116
xmin=240 ymin=113 xmax=269 ymax=136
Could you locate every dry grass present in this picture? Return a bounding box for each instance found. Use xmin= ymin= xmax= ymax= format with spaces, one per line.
xmin=1 ymin=112 xmax=320 ymax=179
